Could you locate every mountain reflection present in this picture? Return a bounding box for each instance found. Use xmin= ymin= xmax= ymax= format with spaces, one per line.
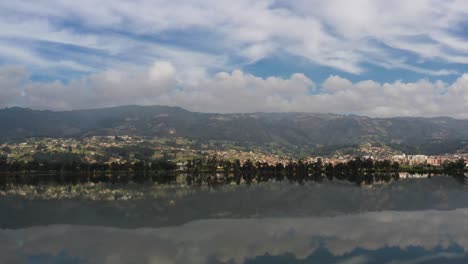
xmin=2 ymin=209 xmax=468 ymax=264
xmin=2 ymin=177 xmax=468 ymax=263
xmin=2 ymin=176 xmax=468 ymax=229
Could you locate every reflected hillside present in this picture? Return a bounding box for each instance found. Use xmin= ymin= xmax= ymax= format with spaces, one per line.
xmin=2 ymin=176 xmax=468 ymax=229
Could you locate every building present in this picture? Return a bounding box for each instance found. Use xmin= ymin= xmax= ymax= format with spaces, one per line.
xmin=427 ymin=156 xmax=444 ymax=166
xmin=408 ymin=155 xmax=427 ymax=166
xmin=392 ymin=154 xmax=407 ymax=164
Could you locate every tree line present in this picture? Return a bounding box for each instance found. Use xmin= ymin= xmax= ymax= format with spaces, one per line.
xmin=0 ymin=156 xmax=466 ymax=187
xmin=0 ymin=157 xmax=177 ymax=172
xmin=185 ymin=157 xmax=402 ymax=186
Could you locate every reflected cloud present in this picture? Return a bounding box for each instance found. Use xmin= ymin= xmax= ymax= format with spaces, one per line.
xmin=3 ymin=209 xmax=468 ymax=263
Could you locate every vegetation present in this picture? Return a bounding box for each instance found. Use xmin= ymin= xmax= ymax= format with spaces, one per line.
xmin=1 ymin=105 xmax=468 ymax=156
xmin=0 ymin=156 xmax=465 ymax=188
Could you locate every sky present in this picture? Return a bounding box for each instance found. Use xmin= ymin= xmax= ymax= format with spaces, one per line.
xmin=1 ymin=0 xmax=468 ymax=117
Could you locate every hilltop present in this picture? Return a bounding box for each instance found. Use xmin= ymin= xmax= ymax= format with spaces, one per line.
xmin=1 ymin=105 xmax=468 ymax=156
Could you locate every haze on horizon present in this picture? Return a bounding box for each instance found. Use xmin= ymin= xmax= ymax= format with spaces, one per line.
xmin=1 ymin=1 xmax=468 ymax=118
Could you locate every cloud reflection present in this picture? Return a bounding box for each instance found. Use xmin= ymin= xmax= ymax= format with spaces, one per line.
xmin=2 ymin=209 xmax=468 ymax=264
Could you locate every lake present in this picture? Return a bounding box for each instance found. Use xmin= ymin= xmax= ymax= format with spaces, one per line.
xmin=1 ymin=175 xmax=468 ymax=263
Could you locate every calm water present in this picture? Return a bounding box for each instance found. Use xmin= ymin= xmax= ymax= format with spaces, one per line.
xmin=2 ymin=176 xmax=468 ymax=263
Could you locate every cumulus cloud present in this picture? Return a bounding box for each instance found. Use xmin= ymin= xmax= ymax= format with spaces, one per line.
xmin=2 ymin=63 xmax=468 ymax=118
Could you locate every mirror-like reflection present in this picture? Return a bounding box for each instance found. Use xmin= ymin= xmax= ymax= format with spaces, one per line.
xmin=1 ymin=176 xmax=468 ymax=229
xmin=3 ymin=209 xmax=468 ymax=264
xmin=2 ymin=176 xmax=468 ymax=263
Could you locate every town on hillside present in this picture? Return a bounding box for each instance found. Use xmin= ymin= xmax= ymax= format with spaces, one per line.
xmin=1 ymin=136 xmax=467 ymax=169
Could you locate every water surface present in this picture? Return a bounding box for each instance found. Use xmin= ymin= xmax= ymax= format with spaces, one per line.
xmin=1 ymin=176 xmax=468 ymax=263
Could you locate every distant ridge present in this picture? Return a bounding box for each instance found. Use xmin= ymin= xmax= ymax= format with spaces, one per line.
xmin=1 ymin=105 xmax=468 ymax=155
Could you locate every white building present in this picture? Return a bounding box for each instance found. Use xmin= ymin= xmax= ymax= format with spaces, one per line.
xmin=408 ymin=155 xmax=427 ymax=166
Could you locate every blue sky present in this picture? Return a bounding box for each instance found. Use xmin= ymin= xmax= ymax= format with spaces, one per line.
xmin=1 ymin=0 xmax=468 ymax=117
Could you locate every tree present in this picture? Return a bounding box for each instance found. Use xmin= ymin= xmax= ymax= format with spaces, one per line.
xmin=2 ymin=146 xmax=11 ymax=154
xmin=0 ymin=155 xmax=7 ymax=171
xmin=36 ymin=143 xmax=47 ymax=151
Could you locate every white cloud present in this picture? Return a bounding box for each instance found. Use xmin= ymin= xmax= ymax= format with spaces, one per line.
xmin=283 ymin=0 xmax=468 ymax=66
xmin=2 ymin=63 xmax=468 ymax=118
xmin=0 ymin=41 xmax=94 ymax=72
xmin=0 ymin=66 xmax=27 ymax=107
xmin=148 ymin=61 xmax=176 ymax=84
xmin=0 ymin=0 xmax=467 ymax=75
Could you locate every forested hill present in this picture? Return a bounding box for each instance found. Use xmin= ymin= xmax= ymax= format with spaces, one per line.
xmin=1 ymin=105 xmax=468 ymax=155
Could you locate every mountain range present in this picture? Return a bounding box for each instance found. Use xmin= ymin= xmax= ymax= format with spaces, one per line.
xmin=1 ymin=105 xmax=468 ymax=155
